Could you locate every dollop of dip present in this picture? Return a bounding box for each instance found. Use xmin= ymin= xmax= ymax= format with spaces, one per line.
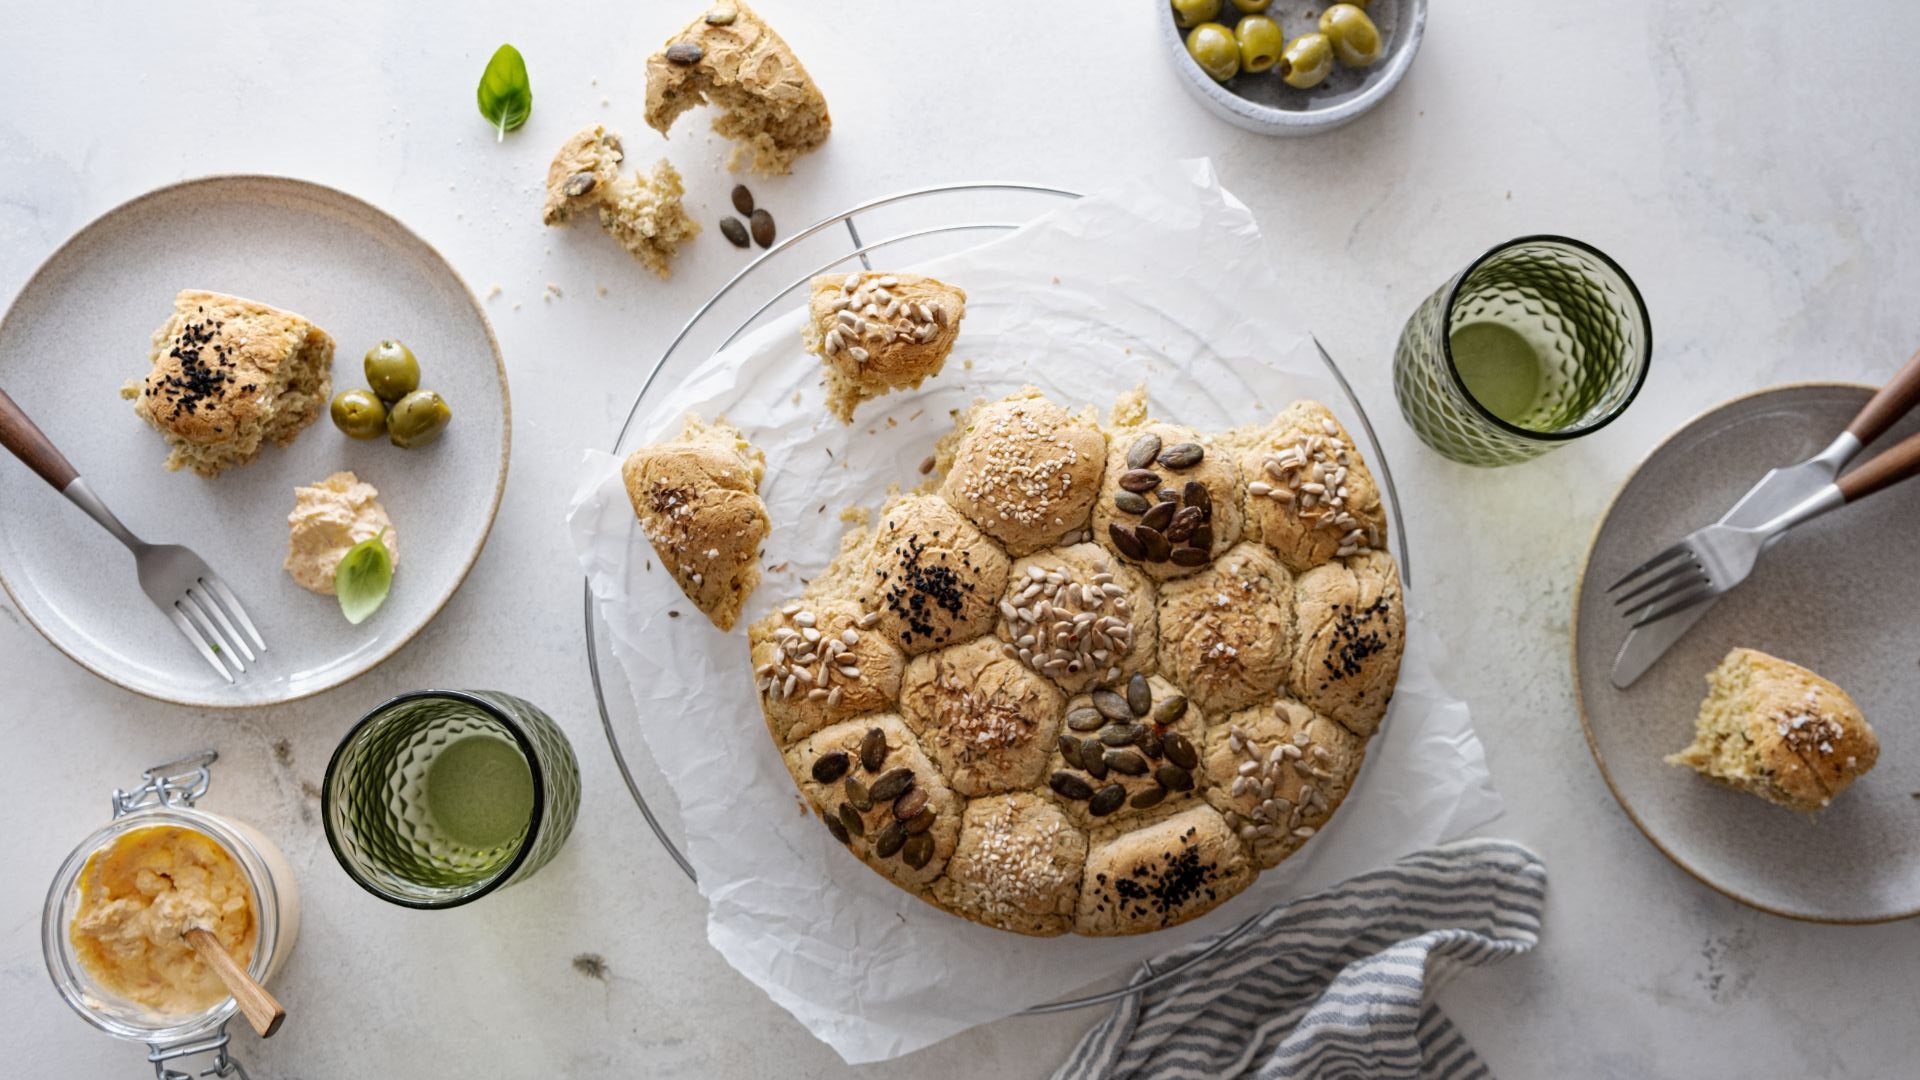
xmin=284 ymin=471 xmax=399 ymax=595
xmin=69 ymin=825 xmax=258 ymax=1015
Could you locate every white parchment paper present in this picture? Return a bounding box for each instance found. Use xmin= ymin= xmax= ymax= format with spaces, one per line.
xmin=568 ymin=161 xmax=1503 ymax=1063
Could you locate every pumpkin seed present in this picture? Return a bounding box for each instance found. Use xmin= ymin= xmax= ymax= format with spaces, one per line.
xmin=869 ymin=767 xmax=915 ymax=802
xmin=563 ymin=171 xmax=597 ymax=197
xmin=1138 ymin=727 xmax=1164 ymax=760
xmin=750 ymin=208 xmax=776 ymax=248
xmin=1156 ymin=763 xmax=1196 ymax=792
xmin=1140 ymin=501 xmax=1176 ymax=533
xmin=1183 ymin=480 xmax=1211 ymax=514
xmin=1126 ymin=673 xmax=1152 ymax=717
xmin=811 ymin=751 xmax=851 ymax=783
xmin=1107 ymin=523 xmax=1146 ymax=560
xmin=873 ymin=819 xmax=908 ymax=858
xmin=838 ymin=802 xmax=865 ymax=837
xmin=1165 ymin=506 xmax=1205 ymax=542
xmin=730 ymin=183 xmax=754 ymax=215
xmin=1158 ymin=442 xmax=1204 ymax=469
xmin=1088 ymin=784 xmax=1127 ymax=816
xmin=1126 ymin=433 xmax=1163 ymax=469
xmin=1113 ymin=491 xmax=1151 ymax=515
xmin=1058 ymin=735 xmax=1084 ymax=769
xmin=1105 ymin=749 xmax=1150 ymax=776
xmin=1083 ymin=750 xmax=1110 ymax=780
xmin=901 ymin=832 xmax=935 ymax=868
xmin=1157 ymin=487 xmax=1180 ymax=504
xmin=1137 ymin=526 xmax=1172 ymax=562
xmin=844 ymin=775 xmax=873 ymax=811
xmin=905 ymin=807 xmax=936 ymax=834
xmin=1091 ymin=689 xmax=1132 ymax=721
xmin=1050 ymin=771 xmax=1095 ymax=800
xmin=1118 ymin=469 xmax=1162 ymax=493
xmin=1099 ymin=723 xmax=1143 ymax=747
xmin=1067 ymin=707 xmax=1106 ymax=732
xmin=720 ymin=217 xmax=750 ymax=248
xmin=1151 ymin=694 xmax=1190 ymax=726
xmin=1163 ymin=731 xmax=1200 ymax=769
xmin=1170 ymin=546 xmax=1210 ymax=567
xmin=664 ymin=42 xmax=704 ymax=64
xmin=1191 ymin=524 xmax=1215 ymax=549
xmin=861 ymin=727 xmax=888 ymax=772
xmin=824 ymin=812 xmax=851 ymax=844
xmin=893 ymin=787 xmax=929 ymax=821
xmin=1130 ymin=786 xmax=1167 ymax=810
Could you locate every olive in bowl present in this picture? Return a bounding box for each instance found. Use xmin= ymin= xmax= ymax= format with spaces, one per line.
xmin=1171 ymin=0 xmax=1220 ymax=28
xmin=1320 ymin=4 xmax=1384 ymax=67
xmin=1185 ymin=22 xmax=1239 ymax=82
xmin=1234 ymin=15 xmax=1284 ymax=74
xmin=387 ymin=389 xmax=452 ymax=448
xmin=363 ymin=340 xmax=421 ymax=403
xmin=330 ymin=389 xmax=389 ymax=440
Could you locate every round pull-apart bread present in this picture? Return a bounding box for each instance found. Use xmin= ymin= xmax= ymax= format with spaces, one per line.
xmin=756 ymin=388 xmax=1406 ymax=936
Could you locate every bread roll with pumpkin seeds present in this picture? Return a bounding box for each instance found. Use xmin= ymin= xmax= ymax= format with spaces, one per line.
xmin=805 ymin=271 xmax=966 ymax=424
xmin=785 ymin=714 xmax=962 ymax=889
xmin=620 ymin=414 xmax=768 ymax=631
xmin=644 ymin=0 xmax=831 ymax=175
xmin=541 ymin=125 xmax=625 ymax=226
xmin=1092 ymin=421 xmax=1244 ymax=582
xmin=1200 ymin=697 xmax=1366 ymax=869
xmin=1156 ymin=542 xmax=1295 ymax=716
xmin=932 ymin=793 xmax=1088 ymax=937
xmin=939 ymin=389 xmax=1106 ymax=555
xmin=1289 ymin=551 xmax=1405 ymax=737
xmin=1074 ymin=804 xmax=1254 ymax=936
xmin=1044 ymin=674 xmax=1207 ymax=832
xmin=857 ymin=493 xmax=1010 ymax=656
xmin=750 ymin=599 xmax=905 ymax=746
xmin=993 ymin=543 xmax=1158 ymax=696
xmin=1238 ymin=401 xmax=1387 ymax=574
xmin=899 ymin=637 xmax=1066 ymax=797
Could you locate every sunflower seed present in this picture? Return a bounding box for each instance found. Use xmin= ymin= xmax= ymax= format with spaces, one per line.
xmin=749 ymin=208 xmax=775 ymax=248
xmin=664 ymin=42 xmax=704 ymax=64
xmin=1155 ymin=763 xmax=1195 ymax=792
xmin=861 ymin=727 xmax=888 ymax=771
xmin=1118 ymin=469 xmax=1161 ymax=493
xmin=1067 ymin=707 xmax=1106 ymax=731
xmin=1125 ymin=434 xmax=1163 ymax=470
xmin=1105 ymin=749 xmax=1149 ymax=776
xmin=837 ymin=802 xmax=865 ymax=837
xmin=811 ymin=751 xmax=850 ymax=783
xmin=905 ymin=807 xmax=936 ymax=834
xmin=873 ymin=819 xmax=908 ymax=858
xmin=1162 ymin=732 xmax=1199 ymax=769
xmin=1130 ymin=786 xmax=1167 ymax=810
xmin=893 ymin=786 xmax=929 ymax=821
xmin=1170 ymin=546 xmax=1210 ymax=567
xmin=869 ymin=767 xmax=915 ymax=802
xmin=1088 ymin=784 xmax=1127 ymax=817
xmin=720 ymin=216 xmax=750 ymax=247
xmin=1050 ymin=771 xmax=1095 ymax=800
xmin=848 ymin=345 xmax=870 ymax=363
xmin=731 ymin=183 xmax=754 ymax=215
xmin=1092 ymin=689 xmax=1132 ymax=721
xmin=1058 ymin=735 xmax=1085 ymax=769
xmin=1107 ymin=523 xmax=1147 ymax=560
xmin=1165 ymin=506 xmax=1205 ymax=542
xmin=1158 ymin=443 xmax=1204 ymax=469
xmin=1140 ymin=501 xmax=1176 ymax=533
xmin=901 ymin=832 xmax=935 ymax=868
xmin=705 ymin=5 xmax=738 ymax=24
xmin=1113 ymin=490 xmax=1151 ymax=515
xmin=1249 ymin=481 xmax=1273 ymax=496
xmin=1126 ymin=673 xmax=1152 ymax=717
xmin=824 ymin=812 xmax=851 ymax=844
xmin=1137 ymin=526 xmax=1171 ymax=562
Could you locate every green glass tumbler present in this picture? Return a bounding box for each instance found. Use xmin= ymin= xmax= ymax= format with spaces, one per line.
xmin=323 ymin=689 xmax=581 ymax=908
xmin=1393 ymin=235 xmax=1651 ymax=466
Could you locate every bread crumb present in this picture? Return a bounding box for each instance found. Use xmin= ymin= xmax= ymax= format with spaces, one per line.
xmin=486 ymin=284 xmax=502 ymax=300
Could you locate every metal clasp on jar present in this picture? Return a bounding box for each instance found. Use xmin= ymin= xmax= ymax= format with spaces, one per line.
xmin=111 ymin=751 xmax=219 ymax=818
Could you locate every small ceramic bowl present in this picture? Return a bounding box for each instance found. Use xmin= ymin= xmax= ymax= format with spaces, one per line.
xmin=1161 ymin=1 xmax=1428 ymax=136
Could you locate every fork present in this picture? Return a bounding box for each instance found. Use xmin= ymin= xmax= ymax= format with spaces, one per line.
xmin=0 ymin=387 xmax=265 ymax=682
xmin=1610 ymin=427 xmax=1920 ymax=627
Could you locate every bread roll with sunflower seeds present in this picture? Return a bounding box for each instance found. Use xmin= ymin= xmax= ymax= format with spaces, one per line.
xmin=1238 ymin=401 xmax=1387 ymax=574
xmin=804 ymin=271 xmax=966 ymax=423
xmin=1200 ymin=697 xmax=1366 ymax=870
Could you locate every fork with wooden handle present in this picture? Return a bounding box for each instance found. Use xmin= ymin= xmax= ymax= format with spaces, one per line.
xmin=0 ymin=387 xmax=265 ymax=682
xmin=1610 ymin=427 xmax=1920 ymax=626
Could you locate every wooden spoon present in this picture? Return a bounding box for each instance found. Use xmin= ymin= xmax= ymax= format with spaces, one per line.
xmin=184 ymin=927 xmax=285 ymax=1038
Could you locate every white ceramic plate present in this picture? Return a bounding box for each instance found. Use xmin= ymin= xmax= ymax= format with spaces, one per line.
xmin=1573 ymin=383 xmax=1920 ymax=922
xmin=0 ymin=176 xmax=508 ymax=708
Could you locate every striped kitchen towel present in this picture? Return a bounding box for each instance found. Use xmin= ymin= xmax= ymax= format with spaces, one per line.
xmin=1053 ymin=839 xmax=1547 ymax=1080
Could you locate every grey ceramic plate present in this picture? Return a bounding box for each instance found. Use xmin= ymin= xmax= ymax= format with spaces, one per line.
xmin=0 ymin=176 xmax=508 ymax=709
xmin=1574 ymin=383 xmax=1920 ymax=923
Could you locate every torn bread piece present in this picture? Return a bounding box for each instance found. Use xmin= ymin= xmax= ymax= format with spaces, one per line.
xmin=621 ymin=415 xmax=769 ymax=630
xmin=644 ymin=0 xmax=831 ymax=175
xmin=803 ymin=271 xmax=965 ymax=423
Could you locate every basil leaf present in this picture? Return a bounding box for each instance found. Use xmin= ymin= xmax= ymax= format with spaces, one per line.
xmin=336 ymin=531 xmax=394 ymax=625
xmin=477 ymin=44 xmax=532 ymax=142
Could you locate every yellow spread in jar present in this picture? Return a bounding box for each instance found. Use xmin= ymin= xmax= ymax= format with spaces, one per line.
xmin=69 ymin=825 xmax=258 ymax=1015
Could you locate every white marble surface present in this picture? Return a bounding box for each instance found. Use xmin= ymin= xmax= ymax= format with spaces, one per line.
xmin=4 ymin=2 xmax=1919 ymax=1076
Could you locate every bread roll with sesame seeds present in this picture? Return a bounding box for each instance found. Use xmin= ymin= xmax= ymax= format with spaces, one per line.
xmin=1092 ymin=421 xmax=1244 ymax=582
xmin=939 ymin=390 xmax=1106 ymax=555
xmin=804 ymin=271 xmax=966 ymax=424
xmin=750 ymin=598 xmax=905 ymax=746
xmin=1667 ymin=648 xmax=1877 ymax=812
xmin=123 ymin=290 xmax=333 ymax=476
xmin=858 ymin=493 xmax=1010 ymax=656
xmin=620 ymin=414 xmax=769 ymax=631
xmin=994 ymin=543 xmax=1158 ymax=696
xmin=1157 ymin=543 xmax=1295 ymax=716
xmin=932 ymin=793 xmax=1087 ymax=936
xmin=899 ymin=637 xmax=1066 ymax=797
xmin=786 ymin=714 xmax=962 ymax=889
xmin=1289 ymin=551 xmax=1404 ymax=738
xmin=1074 ymin=804 xmax=1253 ymax=936
xmin=1236 ymin=401 xmax=1388 ymax=574
xmin=1200 ymin=697 xmax=1366 ymax=870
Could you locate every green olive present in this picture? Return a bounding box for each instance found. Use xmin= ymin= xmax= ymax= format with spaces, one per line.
xmin=1170 ymin=0 xmax=1219 ymax=28
xmin=387 ymin=389 xmax=452 ymax=448
xmin=363 ymin=339 xmax=421 ymax=403
xmin=330 ymin=389 xmax=388 ymax=440
xmin=1185 ymin=23 xmax=1239 ymax=82
xmin=1234 ymin=16 xmax=1284 ymax=74
xmin=1279 ymin=32 xmax=1335 ymax=89
xmin=1230 ymin=0 xmax=1270 ymax=11
xmin=1319 ymin=4 xmax=1383 ymax=67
